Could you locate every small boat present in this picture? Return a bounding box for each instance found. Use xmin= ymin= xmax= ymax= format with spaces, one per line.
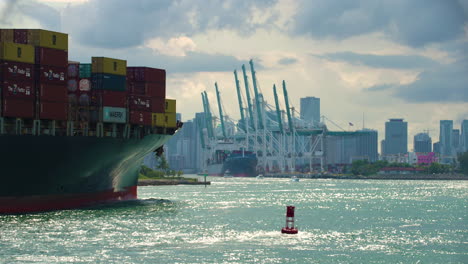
xmin=256 ymin=174 xmax=264 ymax=179
xmin=223 ymin=170 xmax=233 ymax=178
xmin=290 ymin=176 xmax=299 ymax=182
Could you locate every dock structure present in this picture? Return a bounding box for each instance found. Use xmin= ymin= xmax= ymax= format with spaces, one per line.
xmin=198 ymin=59 xmax=375 ymax=175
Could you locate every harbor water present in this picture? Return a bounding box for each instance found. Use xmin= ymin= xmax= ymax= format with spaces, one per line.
xmin=1 ymin=177 xmax=467 ymax=263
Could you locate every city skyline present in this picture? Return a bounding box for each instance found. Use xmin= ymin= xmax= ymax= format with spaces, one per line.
xmin=1 ymin=0 xmax=466 ymax=145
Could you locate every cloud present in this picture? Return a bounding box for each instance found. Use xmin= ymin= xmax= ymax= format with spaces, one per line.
xmin=0 ymin=0 xmax=61 ymax=30
xmin=293 ymin=0 xmax=467 ymax=47
xmin=59 ymin=0 xmax=278 ymax=49
xmin=365 ymin=84 xmax=394 ymax=92
xmin=278 ymin=57 xmax=297 ymax=65
xmin=319 ymin=52 xmax=439 ymax=69
xmin=145 ymin=36 xmax=196 ymax=57
xmin=393 ymin=60 xmax=468 ymax=103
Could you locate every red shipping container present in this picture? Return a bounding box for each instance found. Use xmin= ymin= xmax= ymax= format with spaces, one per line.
xmin=129 ymin=110 xmax=152 ymax=125
xmin=0 ymin=61 xmax=34 ymax=81
xmin=36 ymin=65 xmax=67 ymax=84
xmin=128 ymin=81 xmax=165 ymax=98
xmin=79 ymin=78 xmax=91 ymax=91
xmin=2 ymin=98 xmax=35 ymax=118
xmin=68 ymin=63 xmax=79 ymax=78
xmin=91 ymin=90 xmax=127 ymax=108
xmin=1 ymin=80 xmax=35 ymax=99
xmin=38 ymin=83 xmax=67 ymax=102
xmin=35 ymin=47 xmax=68 ymax=67
xmin=127 ymin=81 xmax=145 ymax=95
xmin=39 ymin=101 xmax=67 ymax=120
xmin=127 ymin=67 xmax=165 ymax=82
xmin=128 ymin=95 xmax=151 ymax=111
xmin=151 ymin=97 xmax=165 ymax=113
xmin=126 ymin=67 xmax=134 ymax=81
xmin=13 ymin=29 xmax=28 ymax=44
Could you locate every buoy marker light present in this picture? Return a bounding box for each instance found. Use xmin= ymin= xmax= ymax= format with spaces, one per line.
xmin=281 ymin=205 xmax=298 ymax=234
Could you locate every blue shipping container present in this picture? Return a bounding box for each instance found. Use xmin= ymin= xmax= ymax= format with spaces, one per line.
xmin=92 ymin=73 xmax=126 ymax=91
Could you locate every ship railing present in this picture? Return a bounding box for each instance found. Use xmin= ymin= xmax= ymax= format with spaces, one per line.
xmin=0 ymin=117 xmax=178 ymax=138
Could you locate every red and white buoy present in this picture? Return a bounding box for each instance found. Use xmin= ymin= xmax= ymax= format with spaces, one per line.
xmin=281 ymin=205 xmax=298 ymax=234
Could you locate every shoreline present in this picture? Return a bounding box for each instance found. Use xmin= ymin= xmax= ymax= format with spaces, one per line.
xmin=138 ymin=179 xmax=211 ymax=186
xmin=264 ymin=173 xmax=468 ymax=181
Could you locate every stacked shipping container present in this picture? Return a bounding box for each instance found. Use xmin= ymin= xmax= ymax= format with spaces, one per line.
xmin=67 ymin=61 xmax=91 ymax=123
xmin=34 ymin=30 xmax=68 ymax=120
xmin=91 ymin=57 xmax=127 ymax=124
xmin=0 ymin=29 xmax=69 ymax=120
xmin=1 ymin=31 xmax=36 ymax=119
xmin=1 ymin=28 xmax=176 ymax=132
xmin=127 ymin=67 xmax=166 ymax=126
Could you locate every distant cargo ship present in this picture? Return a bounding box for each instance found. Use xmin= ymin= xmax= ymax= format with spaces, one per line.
xmin=0 ymin=28 xmax=180 ymax=213
xmin=205 ymin=149 xmax=257 ymax=177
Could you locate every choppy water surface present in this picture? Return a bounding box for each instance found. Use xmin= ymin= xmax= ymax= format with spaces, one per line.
xmin=1 ymin=177 xmax=467 ymax=263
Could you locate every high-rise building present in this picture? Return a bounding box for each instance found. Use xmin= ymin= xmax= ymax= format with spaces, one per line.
xmin=356 ymin=129 xmax=378 ymax=162
xmin=380 ymin=139 xmax=386 ymax=155
xmin=462 ymin=120 xmax=468 ymax=152
xmin=326 ymin=130 xmax=378 ymax=164
xmin=384 ymin=118 xmax=408 ymax=155
xmin=433 ymin=142 xmax=440 ymax=154
xmin=439 ymin=120 xmax=454 ymax=163
xmin=452 ymin=129 xmax=460 ymax=153
xmin=414 ymin=133 xmax=432 ymax=153
xmin=300 ymin=97 xmax=320 ymax=126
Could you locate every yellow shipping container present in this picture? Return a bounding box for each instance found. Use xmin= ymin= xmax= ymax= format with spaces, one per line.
xmin=152 ymin=113 xmax=166 ymax=127
xmin=165 ymin=113 xmax=177 ymax=128
xmin=92 ymin=57 xmax=127 ymax=76
xmin=0 ymin=29 xmax=14 ymax=42
xmin=165 ymin=99 xmax=176 ymax=113
xmin=0 ymin=42 xmax=34 ymax=64
xmin=28 ymin=29 xmax=68 ymax=50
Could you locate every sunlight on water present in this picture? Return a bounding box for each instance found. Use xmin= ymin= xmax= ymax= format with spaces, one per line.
xmin=1 ymin=177 xmax=467 ymax=263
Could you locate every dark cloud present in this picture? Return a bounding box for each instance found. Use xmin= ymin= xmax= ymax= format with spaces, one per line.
xmin=319 ymin=52 xmax=439 ymax=69
xmin=68 ymin=44 xmax=257 ymax=74
xmin=0 ymin=0 xmax=61 ymax=30
xmin=278 ymin=57 xmax=297 ymax=65
xmin=294 ymin=0 xmax=467 ymax=47
xmin=60 ymin=0 xmax=277 ymax=49
xmin=393 ymin=60 xmax=468 ymax=103
xmin=20 ymin=1 xmax=61 ymax=31
xmin=364 ymin=57 xmax=468 ymax=103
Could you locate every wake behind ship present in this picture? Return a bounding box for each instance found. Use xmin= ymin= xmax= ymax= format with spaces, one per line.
xmin=0 ymin=28 xmax=180 ymax=213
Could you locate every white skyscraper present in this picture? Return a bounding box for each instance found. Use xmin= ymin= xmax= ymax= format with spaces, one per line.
xmin=300 ymin=97 xmax=320 ymax=125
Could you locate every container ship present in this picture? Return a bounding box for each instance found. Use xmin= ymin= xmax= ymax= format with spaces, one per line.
xmin=0 ymin=29 xmax=180 ymax=213
xmin=206 ymin=149 xmax=257 ymax=177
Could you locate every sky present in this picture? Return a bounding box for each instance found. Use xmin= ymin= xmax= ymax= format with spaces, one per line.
xmin=1 ymin=0 xmax=467 ymax=151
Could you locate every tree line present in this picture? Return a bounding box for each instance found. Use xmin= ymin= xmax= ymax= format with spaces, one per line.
xmin=350 ymin=152 xmax=468 ymax=176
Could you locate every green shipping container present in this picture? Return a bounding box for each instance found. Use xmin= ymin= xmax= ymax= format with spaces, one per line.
xmin=79 ymin=63 xmax=92 ymax=78
xmin=103 ymin=107 xmax=127 ymax=123
xmin=92 ymin=73 xmax=126 ymax=91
